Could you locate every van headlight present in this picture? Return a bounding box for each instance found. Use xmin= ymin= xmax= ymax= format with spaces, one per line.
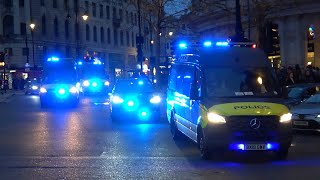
xmin=207 ymin=113 xmax=226 ymax=124
xmin=150 ymin=96 xmax=161 ymax=104
xmin=112 ymin=96 xmax=124 ymax=104
xmin=280 ymin=113 xmax=292 ymax=123
xmin=104 ymin=81 xmax=110 ymax=86
xmin=69 ymin=87 xmax=78 ymax=93
xmin=40 ymin=87 xmax=47 ymax=93
xmin=32 ymin=85 xmax=38 ymax=90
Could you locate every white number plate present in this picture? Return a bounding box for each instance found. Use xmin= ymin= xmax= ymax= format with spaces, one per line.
xmin=293 ymin=121 xmax=309 ymax=126
xmin=245 ymin=144 xmax=267 ymax=150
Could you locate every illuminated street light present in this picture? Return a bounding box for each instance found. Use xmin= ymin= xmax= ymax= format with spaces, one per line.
xmin=168 ymin=31 xmax=173 ymax=36
xmin=82 ymin=12 xmax=89 ymax=21
xmin=150 ymin=40 xmax=154 ymax=44
xmin=29 ymin=23 xmax=35 ymax=30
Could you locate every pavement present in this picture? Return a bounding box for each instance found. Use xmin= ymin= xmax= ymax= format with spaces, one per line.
xmin=0 ymin=90 xmax=24 ymax=103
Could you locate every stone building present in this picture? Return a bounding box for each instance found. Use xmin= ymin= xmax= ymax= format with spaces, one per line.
xmin=0 ymin=0 xmax=154 ymax=78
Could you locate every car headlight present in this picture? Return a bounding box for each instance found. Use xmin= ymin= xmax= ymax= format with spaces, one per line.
xmin=316 ymin=115 xmax=320 ymax=118
xmin=112 ymin=96 xmax=124 ymax=104
xmin=280 ymin=113 xmax=292 ymax=123
xmin=150 ymin=96 xmax=161 ymax=104
xmin=104 ymin=81 xmax=110 ymax=86
xmin=69 ymin=87 xmax=78 ymax=93
xmin=40 ymin=87 xmax=47 ymax=93
xmin=32 ymin=85 xmax=38 ymax=90
xmin=207 ymin=113 xmax=226 ymax=124
xmin=83 ymin=80 xmax=90 ymax=87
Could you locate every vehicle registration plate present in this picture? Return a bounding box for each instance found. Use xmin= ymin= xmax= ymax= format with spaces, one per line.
xmin=294 ymin=121 xmax=309 ymax=126
xmin=245 ymin=144 xmax=267 ymax=150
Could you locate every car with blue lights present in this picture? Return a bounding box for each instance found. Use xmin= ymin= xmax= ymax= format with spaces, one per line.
xmin=39 ymin=57 xmax=80 ymax=108
xmin=77 ymin=57 xmax=110 ymax=95
xmin=167 ymin=40 xmax=293 ymax=160
xmin=24 ymin=78 xmax=41 ymax=95
xmin=110 ymin=78 xmax=161 ymax=122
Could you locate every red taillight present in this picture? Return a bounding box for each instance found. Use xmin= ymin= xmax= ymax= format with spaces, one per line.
xmin=252 ymin=44 xmax=257 ymax=48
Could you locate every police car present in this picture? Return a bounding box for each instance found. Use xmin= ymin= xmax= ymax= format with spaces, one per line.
xmin=39 ymin=57 xmax=80 ymax=108
xmin=167 ymin=40 xmax=293 ymax=160
xmin=110 ymin=78 xmax=161 ymax=122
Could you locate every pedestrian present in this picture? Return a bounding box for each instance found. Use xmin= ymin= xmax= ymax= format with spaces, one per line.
xmin=304 ymin=69 xmax=315 ymax=83
xmin=294 ymin=64 xmax=302 ymax=83
xmin=286 ymin=72 xmax=295 ymax=86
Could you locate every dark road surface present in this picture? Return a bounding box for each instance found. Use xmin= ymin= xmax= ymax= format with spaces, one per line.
xmin=0 ymin=94 xmax=320 ymax=179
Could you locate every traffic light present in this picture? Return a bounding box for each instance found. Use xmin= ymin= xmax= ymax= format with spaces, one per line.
xmin=0 ymin=52 xmax=5 ymax=62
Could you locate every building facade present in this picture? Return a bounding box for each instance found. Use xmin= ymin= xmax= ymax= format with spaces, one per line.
xmin=0 ymin=0 xmax=154 ymax=78
xmin=188 ymin=0 xmax=320 ymax=68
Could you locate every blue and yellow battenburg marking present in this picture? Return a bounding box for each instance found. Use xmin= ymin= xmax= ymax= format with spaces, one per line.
xmin=200 ymin=102 xmax=289 ymax=128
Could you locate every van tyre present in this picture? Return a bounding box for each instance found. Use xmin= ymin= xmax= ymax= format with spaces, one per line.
xmin=170 ymin=114 xmax=182 ymax=140
xmin=198 ymin=129 xmax=211 ymax=160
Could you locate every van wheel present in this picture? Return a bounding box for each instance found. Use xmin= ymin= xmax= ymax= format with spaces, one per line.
xmin=198 ymin=129 xmax=211 ymax=160
xmin=170 ymin=114 xmax=182 ymax=140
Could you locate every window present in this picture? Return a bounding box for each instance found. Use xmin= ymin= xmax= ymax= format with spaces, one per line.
xmin=120 ymin=31 xmax=124 ymax=46
xmin=106 ymin=6 xmax=110 ymax=19
xmin=126 ymin=11 xmax=129 ymax=23
xmin=130 ymin=12 xmax=133 ymax=24
xmin=107 ymin=28 xmax=111 ymax=44
xmin=134 ymin=13 xmax=137 ymax=25
xmin=4 ymin=0 xmax=13 ymax=7
xmin=92 ymin=3 xmax=96 ymax=17
xmin=93 ymin=26 xmax=97 ymax=42
xmin=86 ymin=24 xmax=90 ymax=41
xmin=119 ymin=9 xmax=123 ymax=20
xmin=54 ymin=17 xmax=59 ymax=37
xmin=73 ymin=0 xmax=78 ymax=12
xmin=19 ymin=0 xmax=24 ymax=7
xmin=99 ymin=4 xmax=103 ymax=18
xmin=75 ymin=23 xmax=79 ymax=40
xmin=114 ymin=29 xmax=118 ymax=45
xmin=113 ymin=7 xmax=117 ymax=19
xmin=40 ymin=0 xmax=45 ymax=6
xmin=64 ymin=0 xmax=69 ymax=10
xmin=3 ymin=15 xmax=14 ymax=37
xmin=42 ymin=15 xmax=46 ymax=35
xmin=65 ymin=20 xmax=69 ymax=39
xmin=85 ymin=1 xmax=89 ymax=12
xmin=100 ymin=27 xmax=104 ymax=43
xmin=126 ymin=31 xmax=130 ymax=47
xmin=20 ymin=23 xmax=26 ymax=35
xmin=131 ymin=32 xmax=135 ymax=47
xmin=53 ymin=0 xmax=57 ymax=8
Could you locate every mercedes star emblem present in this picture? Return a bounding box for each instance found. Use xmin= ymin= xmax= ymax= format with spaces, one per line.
xmin=250 ymin=118 xmax=261 ymax=130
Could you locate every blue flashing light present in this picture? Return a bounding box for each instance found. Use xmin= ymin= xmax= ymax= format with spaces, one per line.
xmin=78 ymin=61 xmax=83 ymax=65
xmin=138 ymin=81 xmax=144 ymax=85
xmin=127 ymin=101 xmax=134 ymax=107
xmin=216 ymin=42 xmax=229 ymax=47
xmin=203 ymin=41 xmax=212 ymax=47
xmin=92 ymin=82 xmax=98 ymax=87
xmin=237 ymin=144 xmax=245 ymax=151
xmin=178 ymin=42 xmax=187 ymax=49
xmin=58 ymin=88 xmax=66 ymax=95
xmin=47 ymin=57 xmax=60 ymax=62
xmin=141 ymin=111 xmax=147 ymax=117
xmin=230 ymin=143 xmax=279 ymax=151
xmin=266 ymin=143 xmax=279 ymax=150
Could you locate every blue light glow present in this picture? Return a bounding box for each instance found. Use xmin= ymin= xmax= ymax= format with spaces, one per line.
xmin=47 ymin=57 xmax=60 ymax=62
xmin=92 ymin=82 xmax=98 ymax=87
xmin=216 ymin=42 xmax=229 ymax=46
xmin=78 ymin=61 xmax=83 ymax=65
xmin=237 ymin=144 xmax=245 ymax=150
xmin=58 ymin=88 xmax=66 ymax=95
xmin=138 ymin=81 xmax=144 ymax=85
xmin=178 ymin=42 xmax=187 ymax=49
xmin=127 ymin=101 xmax=134 ymax=107
xmin=141 ymin=111 xmax=147 ymax=117
xmin=203 ymin=41 xmax=212 ymax=47
xmin=230 ymin=143 xmax=279 ymax=151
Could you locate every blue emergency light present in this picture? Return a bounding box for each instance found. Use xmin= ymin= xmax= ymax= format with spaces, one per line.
xmin=203 ymin=41 xmax=212 ymax=47
xmin=216 ymin=42 xmax=229 ymax=46
xmin=47 ymin=57 xmax=60 ymax=62
xmin=178 ymin=42 xmax=187 ymax=49
xmin=78 ymin=61 xmax=83 ymax=65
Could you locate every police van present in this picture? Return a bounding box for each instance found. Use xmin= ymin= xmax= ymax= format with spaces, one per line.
xmin=166 ymin=40 xmax=293 ymax=160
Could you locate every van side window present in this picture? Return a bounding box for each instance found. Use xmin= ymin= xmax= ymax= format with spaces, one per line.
xmin=168 ymin=64 xmax=177 ymax=90
xmin=195 ymin=67 xmax=202 ymax=97
xmin=181 ymin=65 xmax=195 ymax=97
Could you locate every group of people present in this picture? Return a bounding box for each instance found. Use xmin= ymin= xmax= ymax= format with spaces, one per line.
xmin=276 ymin=65 xmax=320 ymax=86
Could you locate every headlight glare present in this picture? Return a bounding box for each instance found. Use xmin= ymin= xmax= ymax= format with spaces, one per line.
xmin=69 ymin=87 xmax=78 ymax=93
xmin=31 ymin=85 xmax=38 ymax=90
xmin=104 ymin=81 xmax=110 ymax=86
xmin=83 ymin=80 xmax=90 ymax=87
xmin=150 ymin=96 xmax=161 ymax=104
xmin=40 ymin=87 xmax=47 ymax=93
xmin=280 ymin=113 xmax=292 ymax=123
xmin=207 ymin=113 xmax=226 ymax=124
xmin=112 ymin=96 xmax=124 ymax=104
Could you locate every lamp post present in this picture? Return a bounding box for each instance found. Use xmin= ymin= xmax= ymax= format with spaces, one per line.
xmin=30 ymin=23 xmax=36 ymax=73
xmin=67 ymin=6 xmax=88 ymax=59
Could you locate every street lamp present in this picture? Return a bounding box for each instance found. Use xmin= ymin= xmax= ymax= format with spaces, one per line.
xmin=168 ymin=31 xmax=173 ymax=36
xmin=30 ymin=23 xmax=36 ymax=74
xmin=82 ymin=12 xmax=89 ymax=21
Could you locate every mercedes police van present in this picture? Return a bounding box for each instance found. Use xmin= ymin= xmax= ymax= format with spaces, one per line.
xmin=167 ymin=40 xmax=293 ymax=160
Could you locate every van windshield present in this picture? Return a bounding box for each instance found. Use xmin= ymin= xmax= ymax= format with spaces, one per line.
xmin=205 ymin=67 xmax=279 ymax=98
